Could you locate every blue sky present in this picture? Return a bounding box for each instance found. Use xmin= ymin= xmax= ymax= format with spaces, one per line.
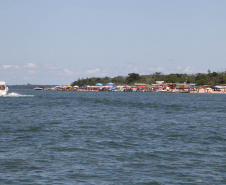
xmin=0 ymin=0 xmax=226 ymax=85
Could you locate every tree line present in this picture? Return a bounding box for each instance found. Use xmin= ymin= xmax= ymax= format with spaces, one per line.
xmin=71 ymin=70 xmax=226 ymax=86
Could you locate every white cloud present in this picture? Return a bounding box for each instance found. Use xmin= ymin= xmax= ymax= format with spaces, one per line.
xmin=147 ymin=66 xmax=199 ymax=74
xmin=23 ymin=76 xmax=33 ymax=80
xmin=45 ymin=64 xmax=60 ymax=70
xmin=64 ymin=69 xmax=73 ymax=75
xmin=24 ymin=63 xmax=38 ymax=68
xmin=176 ymin=67 xmax=183 ymax=70
xmin=85 ymin=68 xmax=100 ymax=74
xmin=127 ymin=64 xmax=138 ymax=73
xmin=183 ymin=66 xmax=196 ymax=73
xmin=148 ymin=67 xmax=165 ymax=72
xmin=28 ymin=70 xmax=36 ymax=74
xmin=2 ymin=65 xmax=20 ymax=70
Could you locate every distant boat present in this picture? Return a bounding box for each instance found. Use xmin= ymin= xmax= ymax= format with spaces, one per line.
xmin=156 ymin=89 xmax=168 ymax=92
xmin=171 ymin=90 xmax=189 ymax=93
xmin=34 ymin=87 xmax=43 ymax=90
xmin=0 ymin=81 xmax=9 ymax=95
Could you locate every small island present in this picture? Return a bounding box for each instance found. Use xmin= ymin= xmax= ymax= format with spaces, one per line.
xmin=29 ymin=71 xmax=226 ymax=94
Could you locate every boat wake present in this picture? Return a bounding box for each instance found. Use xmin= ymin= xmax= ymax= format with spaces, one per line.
xmin=0 ymin=92 xmax=34 ymax=97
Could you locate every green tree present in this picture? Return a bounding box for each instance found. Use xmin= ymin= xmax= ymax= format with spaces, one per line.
xmin=126 ymin=73 xmax=140 ymax=84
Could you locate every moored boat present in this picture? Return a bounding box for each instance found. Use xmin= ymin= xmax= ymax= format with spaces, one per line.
xmin=0 ymin=81 xmax=9 ymax=95
xmin=156 ymin=89 xmax=168 ymax=92
xmin=171 ymin=89 xmax=189 ymax=93
xmin=34 ymin=87 xmax=43 ymax=90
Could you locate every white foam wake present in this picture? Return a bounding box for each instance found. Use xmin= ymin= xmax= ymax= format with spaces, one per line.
xmin=0 ymin=92 xmax=34 ymax=97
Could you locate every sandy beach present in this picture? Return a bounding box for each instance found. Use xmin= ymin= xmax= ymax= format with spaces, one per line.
xmin=190 ymin=88 xmax=226 ymax=94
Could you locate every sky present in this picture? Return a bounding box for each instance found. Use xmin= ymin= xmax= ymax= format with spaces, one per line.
xmin=0 ymin=0 xmax=226 ymax=85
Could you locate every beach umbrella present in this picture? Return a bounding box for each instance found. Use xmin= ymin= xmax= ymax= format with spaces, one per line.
xmin=107 ymin=82 xmax=114 ymax=86
xmin=96 ymin=83 xmax=103 ymax=86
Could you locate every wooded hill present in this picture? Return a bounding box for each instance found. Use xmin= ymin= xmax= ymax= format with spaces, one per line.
xmin=71 ymin=70 xmax=226 ymax=86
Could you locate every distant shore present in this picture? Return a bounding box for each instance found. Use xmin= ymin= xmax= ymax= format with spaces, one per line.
xmin=38 ymin=87 xmax=226 ymax=94
xmin=9 ymin=84 xmax=226 ymax=94
xmin=190 ymin=88 xmax=225 ymax=94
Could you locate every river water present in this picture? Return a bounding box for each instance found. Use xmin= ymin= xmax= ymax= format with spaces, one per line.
xmin=0 ymin=90 xmax=225 ymax=184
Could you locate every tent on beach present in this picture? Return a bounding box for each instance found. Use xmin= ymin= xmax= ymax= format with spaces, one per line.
xmin=107 ymin=82 xmax=114 ymax=86
xmin=96 ymin=83 xmax=103 ymax=86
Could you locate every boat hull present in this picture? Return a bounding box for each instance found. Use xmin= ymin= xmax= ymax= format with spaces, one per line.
xmin=0 ymin=88 xmax=8 ymax=95
xmin=34 ymin=87 xmax=43 ymax=90
xmin=0 ymin=82 xmax=8 ymax=95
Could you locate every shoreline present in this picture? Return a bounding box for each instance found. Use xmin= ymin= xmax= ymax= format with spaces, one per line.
xmin=39 ymin=88 xmax=226 ymax=94
xmin=190 ymin=88 xmax=226 ymax=94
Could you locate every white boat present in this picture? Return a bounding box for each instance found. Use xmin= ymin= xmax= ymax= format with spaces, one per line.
xmin=156 ymin=89 xmax=168 ymax=92
xmin=171 ymin=90 xmax=189 ymax=93
xmin=0 ymin=81 xmax=9 ymax=95
xmin=34 ymin=87 xmax=43 ymax=90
